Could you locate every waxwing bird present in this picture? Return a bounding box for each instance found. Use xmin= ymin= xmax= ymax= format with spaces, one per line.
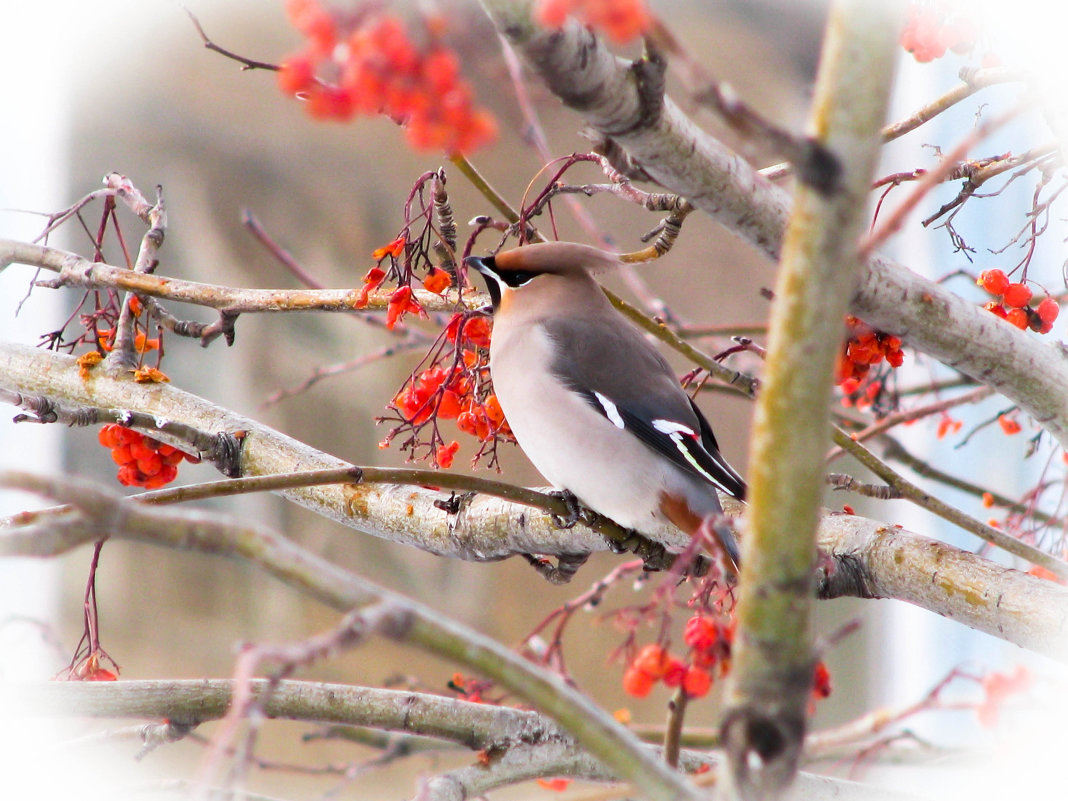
xmin=464 ymin=241 xmax=746 ymax=567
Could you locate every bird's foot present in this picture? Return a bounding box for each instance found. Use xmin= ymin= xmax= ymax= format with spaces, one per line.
xmin=548 ymin=489 xmax=584 ymax=529
xmin=521 ymin=552 xmax=590 ymax=585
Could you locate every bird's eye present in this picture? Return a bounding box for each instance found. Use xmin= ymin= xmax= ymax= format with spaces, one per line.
xmin=498 ymin=270 xmax=535 ymax=288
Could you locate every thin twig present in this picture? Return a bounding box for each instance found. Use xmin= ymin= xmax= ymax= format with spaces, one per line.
xmin=186 ymin=8 xmax=280 ymax=72
xmin=831 ymin=426 xmax=1068 ymax=578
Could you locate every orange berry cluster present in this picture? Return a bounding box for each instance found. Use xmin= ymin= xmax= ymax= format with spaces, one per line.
xmin=937 ymin=413 xmax=963 ymax=439
xmin=977 ymin=269 xmax=1059 ymax=333
xmin=278 ymin=0 xmax=496 ymax=153
xmin=622 ymin=615 xmax=732 ymax=700
xmin=535 ymin=0 xmax=651 ymax=44
xmin=356 ymin=238 xmax=454 ymax=331
xmin=837 ymin=316 xmax=904 ymax=390
xmin=98 ymin=424 xmax=198 ymax=489
xmin=388 ymin=314 xmax=510 ymax=468
xmin=623 ymin=614 xmax=834 ymax=706
xmin=900 ymin=1 xmax=980 ymax=62
xmin=997 ymin=413 xmax=1022 ymax=436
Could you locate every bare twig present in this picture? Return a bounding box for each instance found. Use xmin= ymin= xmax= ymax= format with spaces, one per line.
xmin=831 ymin=426 xmax=1068 ymax=578
xmin=186 ymin=9 xmax=280 ymax=72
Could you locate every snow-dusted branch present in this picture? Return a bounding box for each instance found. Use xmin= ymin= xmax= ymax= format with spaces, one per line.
xmin=815 ymin=513 xmax=1068 ymax=658
xmin=12 ymin=679 xmax=564 ymax=750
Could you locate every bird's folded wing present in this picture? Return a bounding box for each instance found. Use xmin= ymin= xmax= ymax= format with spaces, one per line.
xmin=543 ymin=317 xmax=746 ymax=501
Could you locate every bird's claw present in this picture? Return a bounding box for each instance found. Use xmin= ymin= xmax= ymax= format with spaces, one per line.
xmin=548 ymin=489 xmax=583 ymax=529
xmin=521 ymin=552 xmax=590 ymax=584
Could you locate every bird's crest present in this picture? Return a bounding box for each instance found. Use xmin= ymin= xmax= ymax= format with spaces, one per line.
xmin=493 ymin=241 xmax=622 ymax=277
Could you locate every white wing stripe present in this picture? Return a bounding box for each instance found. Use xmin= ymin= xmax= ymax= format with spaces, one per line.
xmin=652 ymin=418 xmax=694 ymax=436
xmin=593 ymin=391 xmax=626 ymax=429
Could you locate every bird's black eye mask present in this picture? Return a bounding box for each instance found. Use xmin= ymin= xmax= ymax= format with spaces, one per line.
xmin=465 ymin=255 xmax=536 ymax=309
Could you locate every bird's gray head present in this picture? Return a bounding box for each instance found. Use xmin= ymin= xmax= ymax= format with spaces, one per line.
xmin=464 ymin=241 xmax=622 ymax=309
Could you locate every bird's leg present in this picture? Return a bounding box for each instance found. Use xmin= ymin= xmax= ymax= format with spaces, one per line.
xmin=521 ymin=552 xmax=591 ymax=585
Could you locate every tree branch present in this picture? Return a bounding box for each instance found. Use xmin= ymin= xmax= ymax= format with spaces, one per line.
xmin=0 ymin=471 xmax=706 ymax=801
xmin=2 ymin=342 xmax=1067 ymax=659
xmin=0 ymin=239 xmax=481 ymax=316
xmin=479 ymin=1 xmax=1068 ymax=450
xmin=8 ymin=679 xmax=924 ymax=801
xmin=721 ymin=4 xmax=902 ymax=798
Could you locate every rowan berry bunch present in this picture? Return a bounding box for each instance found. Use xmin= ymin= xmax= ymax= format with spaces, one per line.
xmin=379 ymin=310 xmax=512 ymax=470
xmin=98 ymin=424 xmax=200 ymax=489
xmin=837 ymin=316 xmax=904 ymax=410
xmin=621 ymin=613 xmax=733 ymax=700
xmin=622 ymin=613 xmax=833 ymax=709
xmin=278 ymin=0 xmax=496 ymax=153
xmin=900 ymin=1 xmax=983 ymax=63
xmin=534 ymin=0 xmax=651 ymax=44
xmin=977 ymin=269 xmax=1059 ymax=333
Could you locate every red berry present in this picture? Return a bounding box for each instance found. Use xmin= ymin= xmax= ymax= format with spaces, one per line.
xmin=129 ymin=438 xmax=155 ymax=462
xmin=683 ymin=616 xmax=719 ymax=652
xmin=977 ymin=269 xmax=1010 ymax=296
xmin=984 ymin=301 xmax=1008 ymax=320
xmin=1002 ymin=282 xmax=1032 ymax=308
xmin=812 ymin=660 xmax=833 ymax=699
xmin=116 ymin=427 xmax=141 ymax=446
xmin=142 ymin=463 xmax=178 ymax=489
xmin=998 ymin=414 xmax=1022 ymax=435
xmin=97 ymin=425 xmax=121 ymax=448
xmin=161 ymin=450 xmax=185 ymax=466
xmin=622 ymin=666 xmax=655 ymax=698
xmin=277 ymin=54 xmax=317 ymax=96
xmin=1005 ymin=307 xmax=1029 ymax=330
xmin=682 ymin=665 xmax=712 ymax=698
xmin=116 ymin=464 xmax=140 ymax=486
xmin=662 ymin=657 xmax=688 ymax=688
xmin=435 ymin=440 xmax=459 ymax=469
xmin=137 ymin=452 xmax=163 ymax=477
xmin=632 ymin=644 xmax=668 ymax=680
xmin=111 ymin=445 xmax=133 ymax=465
xmin=1037 ymin=297 xmax=1059 ymax=326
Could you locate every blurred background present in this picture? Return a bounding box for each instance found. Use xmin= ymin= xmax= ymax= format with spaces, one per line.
xmin=2 ymin=1 xmax=1066 ymax=799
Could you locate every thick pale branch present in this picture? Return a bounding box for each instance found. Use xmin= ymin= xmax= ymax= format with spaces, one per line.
xmin=0 ymin=340 xmax=623 ymax=560
xmin=2 ymin=342 xmax=1067 ymax=659
xmin=816 ymin=513 xmax=1068 ymax=657
xmin=10 ymin=679 xmax=562 ymax=749
xmin=481 ymin=2 xmax=1068 ymax=449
